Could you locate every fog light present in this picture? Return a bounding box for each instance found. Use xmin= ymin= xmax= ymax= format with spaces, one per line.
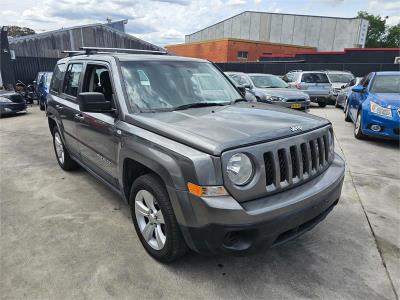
xmin=4 ymin=108 xmax=12 ymax=112
xmin=370 ymin=125 xmax=381 ymax=132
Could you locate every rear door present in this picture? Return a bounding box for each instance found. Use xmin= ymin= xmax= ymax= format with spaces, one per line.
xmin=300 ymin=73 xmax=331 ymax=96
xmin=75 ymin=61 xmax=120 ymax=186
xmin=56 ymin=62 xmax=84 ymax=156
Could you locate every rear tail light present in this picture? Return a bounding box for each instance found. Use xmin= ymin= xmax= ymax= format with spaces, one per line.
xmin=294 ymin=83 xmax=301 ymax=89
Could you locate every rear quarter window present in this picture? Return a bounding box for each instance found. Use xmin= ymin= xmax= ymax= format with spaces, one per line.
xmin=50 ymin=64 xmax=66 ymax=94
xmin=301 ymin=73 xmax=329 ymax=83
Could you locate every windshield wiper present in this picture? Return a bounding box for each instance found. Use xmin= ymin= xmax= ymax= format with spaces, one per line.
xmin=173 ymin=102 xmax=226 ymax=111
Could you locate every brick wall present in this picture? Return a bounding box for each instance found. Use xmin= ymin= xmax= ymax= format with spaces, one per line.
xmin=166 ymin=38 xmax=316 ymax=62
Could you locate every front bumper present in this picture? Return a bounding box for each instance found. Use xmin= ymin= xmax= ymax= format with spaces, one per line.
xmin=0 ymin=102 xmax=27 ymax=116
xmin=177 ymin=154 xmax=345 ymax=255
xmin=361 ymin=110 xmax=400 ymax=140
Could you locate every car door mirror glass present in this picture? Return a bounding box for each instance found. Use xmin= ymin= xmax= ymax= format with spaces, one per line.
xmin=77 ymin=92 xmax=113 ymax=113
xmin=352 ymin=85 xmax=365 ymax=93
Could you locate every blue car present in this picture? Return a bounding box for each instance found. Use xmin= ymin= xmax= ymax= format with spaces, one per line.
xmin=344 ymin=71 xmax=400 ymax=140
xmin=38 ymin=72 xmax=53 ymax=111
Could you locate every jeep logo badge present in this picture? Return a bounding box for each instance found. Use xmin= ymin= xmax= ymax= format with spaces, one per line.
xmin=290 ymin=125 xmax=302 ymax=132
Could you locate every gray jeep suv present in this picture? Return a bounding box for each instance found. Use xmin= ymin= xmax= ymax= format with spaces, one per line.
xmin=47 ymin=48 xmax=345 ymax=262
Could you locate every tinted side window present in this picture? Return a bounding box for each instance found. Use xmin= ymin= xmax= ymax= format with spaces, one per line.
xmin=301 ymin=73 xmax=329 ymax=83
xmin=63 ymin=63 xmax=83 ymax=97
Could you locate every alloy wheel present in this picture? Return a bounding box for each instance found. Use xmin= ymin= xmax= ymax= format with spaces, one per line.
xmin=54 ymin=132 xmax=65 ymax=164
xmin=134 ymin=190 xmax=166 ymax=250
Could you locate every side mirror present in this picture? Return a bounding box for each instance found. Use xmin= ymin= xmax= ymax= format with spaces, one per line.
xmin=352 ymin=85 xmax=365 ymax=93
xmin=243 ymin=84 xmax=251 ymax=89
xmin=237 ymin=85 xmax=246 ymax=95
xmin=77 ymin=92 xmax=113 ymax=113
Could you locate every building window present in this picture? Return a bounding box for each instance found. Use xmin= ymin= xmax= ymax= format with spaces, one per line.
xmin=237 ymin=51 xmax=248 ymax=59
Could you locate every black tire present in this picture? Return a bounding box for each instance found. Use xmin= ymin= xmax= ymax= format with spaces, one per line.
xmin=130 ymin=174 xmax=187 ymax=263
xmin=40 ymin=102 xmax=45 ymax=111
xmin=318 ymin=101 xmax=327 ymax=108
xmin=344 ymin=103 xmax=352 ymax=122
xmin=52 ymin=126 xmax=78 ymax=170
xmin=354 ymin=110 xmax=366 ymax=139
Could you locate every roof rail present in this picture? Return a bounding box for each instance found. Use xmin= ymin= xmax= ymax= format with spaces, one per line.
xmin=61 ymin=50 xmax=85 ymax=57
xmin=80 ymin=46 xmax=168 ymax=55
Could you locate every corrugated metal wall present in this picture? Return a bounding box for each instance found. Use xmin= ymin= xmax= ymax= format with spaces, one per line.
xmin=9 ymin=24 xmax=161 ymax=58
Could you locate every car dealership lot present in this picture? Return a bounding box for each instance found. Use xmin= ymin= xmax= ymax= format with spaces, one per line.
xmin=0 ymin=106 xmax=399 ymax=299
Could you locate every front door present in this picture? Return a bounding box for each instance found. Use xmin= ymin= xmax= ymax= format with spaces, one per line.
xmin=75 ymin=62 xmax=120 ymax=186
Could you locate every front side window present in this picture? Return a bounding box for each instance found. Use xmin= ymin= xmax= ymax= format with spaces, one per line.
xmin=371 ymin=75 xmax=400 ymax=93
xmin=250 ymin=75 xmax=288 ymax=88
xmin=120 ymin=61 xmax=242 ymax=112
xmin=63 ymin=63 xmax=83 ymax=97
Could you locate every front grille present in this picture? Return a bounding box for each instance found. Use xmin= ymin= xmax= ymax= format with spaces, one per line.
xmin=286 ymin=99 xmax=307 ymax=103
xmin=263 ymin=128 xmax=333 ymax=190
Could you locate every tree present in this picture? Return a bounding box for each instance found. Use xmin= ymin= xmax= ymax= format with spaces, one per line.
xmin=7 ymin=26 xmax=35 ymax=38
xmin=357 ymin=11 xmax=400 ymax=48
xmin=384 ymin=24 xmax=400 ymax=48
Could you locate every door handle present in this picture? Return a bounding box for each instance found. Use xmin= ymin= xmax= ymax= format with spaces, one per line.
xmin=74 ymin=113 xmax=85 ymax=121
xmin=55 ymin=104 xmax=63 ymax=111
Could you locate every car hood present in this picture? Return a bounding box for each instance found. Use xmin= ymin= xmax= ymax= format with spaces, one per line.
xmin=125 ymin=103 xmax=330 ymax=155
xmin=256 ymin=87 xmax=309 ymax=100
xmin=371 ymin=93 xmax=400 ymax=108
xmin=0 ymin=91 xmax=24 ymax=103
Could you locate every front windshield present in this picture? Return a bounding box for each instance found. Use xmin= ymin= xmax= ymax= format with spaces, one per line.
xmin=371 ymin=75 xmax=400 ymax=93
xmin=249 ymin=75 xmax=288 ymax=88
xmin=328 ymin=73 xmax=354 ymax=83
xmin=120 ymin=61 xmax=241 ymax=112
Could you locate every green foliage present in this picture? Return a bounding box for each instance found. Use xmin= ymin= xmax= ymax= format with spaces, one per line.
xmin=7 ymin=26 xmax=35 ymax=38
xmin=357 ymin=11 xmax=400 ymax=48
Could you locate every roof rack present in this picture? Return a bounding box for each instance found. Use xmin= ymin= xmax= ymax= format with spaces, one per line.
xmin=81 ymin=47 xmax=168 ymax=55
xmin=61 ymin=47 xmax=168 ymax=57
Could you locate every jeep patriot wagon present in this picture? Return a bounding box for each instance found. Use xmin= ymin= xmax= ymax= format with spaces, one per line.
xmin=47 ymin=48 xmax=345 ymax=262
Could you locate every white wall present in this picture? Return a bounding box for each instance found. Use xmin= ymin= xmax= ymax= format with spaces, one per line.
xmin=185 ymin=12 xmax=368 ymax=51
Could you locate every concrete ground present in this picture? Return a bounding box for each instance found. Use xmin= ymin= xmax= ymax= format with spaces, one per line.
xmin=1 ymin=105 xmax=399 ymax=299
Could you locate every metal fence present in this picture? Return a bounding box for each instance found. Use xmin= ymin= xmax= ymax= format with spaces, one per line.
xmin=216 ymin=62 xmax=399 ymax=77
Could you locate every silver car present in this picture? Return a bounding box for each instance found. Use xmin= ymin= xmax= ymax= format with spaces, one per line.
xmin=283 ymin=71 xmax=331 ymax=107
xmin=225 ymin=72 xmax=310 ymax=112
xmin=335 ymin=77 xmax=362 ymax=109
xmin=326 ymin=71 xmax=355 ymax=102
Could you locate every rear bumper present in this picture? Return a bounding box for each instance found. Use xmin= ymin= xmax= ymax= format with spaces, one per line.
xmin=0 ymin=102 xmax=27 ymax=116
xmin=177 ymin=154 xmax=345 ymax=255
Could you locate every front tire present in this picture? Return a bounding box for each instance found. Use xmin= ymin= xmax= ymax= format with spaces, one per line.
xmin=52 ymin=127 xmax=78 ymax=170
xmin=344 ymin=103 xmax=352 ymax=122
xmin=130 ymin=174 xmax=187 ymax=263
xmin=354 ymin=111 xmax=366 ymax=139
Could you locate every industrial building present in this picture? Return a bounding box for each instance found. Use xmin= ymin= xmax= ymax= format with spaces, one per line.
xmin=167 ymin=11 xmax=369 ymax=62
xmin=1 ymin=20 xmax=162 ymax=86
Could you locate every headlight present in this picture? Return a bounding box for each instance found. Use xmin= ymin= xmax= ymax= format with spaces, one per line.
xmin=265 ymin=95 xmax=286 ymax=102
xmin=0 ymin=97 xmax=12 ymax=103
xmin=370 ymin=101 xmax=392 ymax=117
xmin=226 ymin=153 xmax=253 ymax=186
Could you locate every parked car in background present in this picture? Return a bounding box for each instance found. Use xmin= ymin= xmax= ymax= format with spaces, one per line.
xmin=336 ymin=77 xmax=362 ymax=109
xmin=283 ymin=71 xmax=331 ymax=107
xmin=38 ymin=72 xmax=53 ymax=110
xmin=226 ymin=72 xmax=310 ymax=112
xmin=345 ymin=71 xmax=400 ymax=140
xmin=0 ymin=90 xmax=27 ymax=117
xmin=47 ymin=50 xmax=344 ymax=262
xmin=326 ymin=71 xmax=355 ymax=103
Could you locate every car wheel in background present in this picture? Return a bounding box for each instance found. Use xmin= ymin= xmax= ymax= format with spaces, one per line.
xmin=318 ymin=101 xmax=327 ymax=108
xmin=40 ymin=101 xmax=45 ymax=111
xmin=344 ymin=103 xmax=352 ymax=122
xmin=130 ymin=174 xmax=187 ymax=263
xmin=52 ymin=126 xmax=78 ymax=170
xmin=354 ymin=111 xmax=366 ymax=139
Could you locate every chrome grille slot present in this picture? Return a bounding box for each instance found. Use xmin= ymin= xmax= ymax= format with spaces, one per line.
xmin=300 ymin=143 xmax=309 ymax=175
xmin=309 ymin=140 xmax=317 ymax=171
xmin=323 ymin=134 xmax=329 ymax=163
xmin=278 ymin=149 xmax=287 ymax=183
xmin=317 ymin=137 xmax=324 ymax=166
xmin=264 ymin=152 xmax=275 ymax=186
xmin=290 ymin=146 xmax=299 ymax=179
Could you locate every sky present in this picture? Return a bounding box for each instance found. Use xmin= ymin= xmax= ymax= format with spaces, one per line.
xmin=0 ymin=0 xmax=399 ymax=47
